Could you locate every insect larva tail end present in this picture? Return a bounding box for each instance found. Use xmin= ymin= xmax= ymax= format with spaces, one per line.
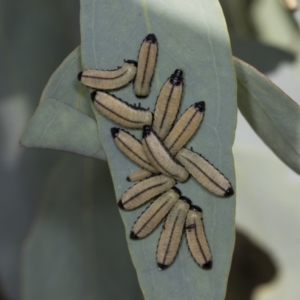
xmin=145 ymin=33 xmax=157 ymax=43
xmin=126 ymin=176 xmax=131 ymax=182
xmin=125 ymin=59 xmax=137 ymax=67
xmin=77 ymin=71 xmax=83 ymax=81
xmin=157 ymin=263 xmax=169 ymax=271
xmin=202 ymin=260 xmax=213 ymax=270
xmin=135 ymin=94 xmax=148 ymax=99
xmin=190 ymin=205 xmax=202 ymax=212
xmin=130 ymin=231 xmax=140 ymax=240
xmin=172 ymin=186 xmax=182 ymax=196
xmin=180 ymin=196 xmax=192 ymax=206
xmin=90 ymin=91 xmax=97 ymax=102
xmin=118 ymin=200 xmax=125 ymax=210
xmin=194 ymin=101 xmax=205 ymax=112
xmin=111 ymin=127 xmax=119 ymax=138
xmin=170 ymin=69 xmax=183 ymax=86
xmin=224 ymin=187 xmax=234 ymax=197
xmin=186 ymin=224 xmax=196 ymax=230
xmin=142 ymin=125 xmax=152 ymax=138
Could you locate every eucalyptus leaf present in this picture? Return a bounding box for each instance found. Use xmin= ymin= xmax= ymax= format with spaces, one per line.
xmin=20 ymin=47 xmax=106 ymax=160
xmin=234 ymin=148 xmax=300 ymax=300
xmin=80 ymin=1 xmax=237 ymax=299
xmin=251 ymin=0 xmax=299 ymax=53
xmin=234 ymin=56 xmax=300 ymax=174
xmin=20 ymin=98 xmax=105 ymax=160
xmin=219 ymin=0 xmax=256 ymax=38
xmin=22 ymin=155 xmax=142 ymax=300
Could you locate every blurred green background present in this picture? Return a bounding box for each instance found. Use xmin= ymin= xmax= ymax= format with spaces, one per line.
xmin=1 ymin=0 xmax=299 ymax=299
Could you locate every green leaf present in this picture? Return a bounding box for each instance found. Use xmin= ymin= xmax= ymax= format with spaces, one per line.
xmin=20 ymin=47 xmax=105 ymax=160
xmin=234 ymin=146 xmax=300 ymax=300
xmin=22 ymin=155 xmax=142 ymax=300
xmin=219 ymin=0 xmax=256 ymax=38
xmin=251 ymin=0 xmax=299 ymax=53
xmin=234 ymin=56 xmax=300 ymax=174
xmin=80 ymin=1 xmax=237 ymax=299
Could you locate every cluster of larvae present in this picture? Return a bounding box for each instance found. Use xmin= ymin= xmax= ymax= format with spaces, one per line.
xmin=78 ymin=33 xmax=234 ymax=270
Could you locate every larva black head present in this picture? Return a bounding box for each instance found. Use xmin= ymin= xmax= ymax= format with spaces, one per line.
xmin=194 ymin=101 xmax=205 ymax=112
xmin=142 ymin=125 xmax=152 ymax=138
xmin=77 ymin=71 xmax=83 ymax=81
xmin=145 ymin=33 xmax=157 ymax=43
xmin=117 ymin=200 xmax=125 ymax=210
xmin=130 ymin=231 xmax=140 ymax=240
xmin=224 ymin=187 xmax=234 ymax=197
xmin=170 ymin=69 xmax=183 ymax=86
xmin=172 ymin=186 xmax=182 ymax=196
xmin=125 ymin=60 xmax=138 ymax=67
xmin=157 ymin=263 xmax=169 ymax=271
xmin=90 ymin=90 xmax=97 ymax=102
xmin=190 ymin=205 xmax=202 ymax=212
xmin=111 ymin=127 xmax=119 ymax=138
xmin=180 ymin=196 xmax=192 ymax=206
xmin=202 ymin=260 xmax=213 ymax=270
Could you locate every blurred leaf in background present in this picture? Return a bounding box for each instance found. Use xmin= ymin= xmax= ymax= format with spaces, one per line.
xmin=22 ymin=155 xmax=142 ymax=300
xmin=235 ymin=57 xmax=300 ymax=175
xmin=251 ymin=0 xmax=299 ymax=52
xmin=221 ymin=1 xmax=300 ymax=299
xmin=0 ymin=1 xmax=81 ymax=299
xmin=220 ymin=0 xmax=257 ymax=38
xmin=220 ymin=0 xmax=296 ymax=73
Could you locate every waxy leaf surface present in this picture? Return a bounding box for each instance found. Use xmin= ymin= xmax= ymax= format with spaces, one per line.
xmin=235 ymin=57 xmax=300 ymax=174
xmin=80 ymin=1 xmax=237 ymax=299
xmin=20 ymin=47 xmax=105 ymax=160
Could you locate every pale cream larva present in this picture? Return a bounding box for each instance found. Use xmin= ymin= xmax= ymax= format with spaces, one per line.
xmin=126 ymin=101 xmax=205 ymax=182
xmin=176 ymin=148 xmax=234 ymax=197
xmin=164 ymin=101 xmax=205 ymax=155
xmin=152 ymin=69 xmax=183 ymax=140
xmin=111 ymin=128 xmax=158 ymax=173
xmin=91 ymin=91 xmax=152 ymax=129
xmin=127 ymin=169 xmax=153 ymax=182
xmin=118 ymin=174 xmax=176 ymax=210
xmin=142 ymin=126 xmax=189 ymax=182
xmin=185 ymin=205 xmax=212 ymax=269
xmin=130 ymin=188 xmax=181 ymax=239
xmin=134 ymin=33 xmax=158 ymax=97
xmin=78 ymin=60 xmax=137 ymax=90
xmin=156 ymin=196 xmax=191 ymax=270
